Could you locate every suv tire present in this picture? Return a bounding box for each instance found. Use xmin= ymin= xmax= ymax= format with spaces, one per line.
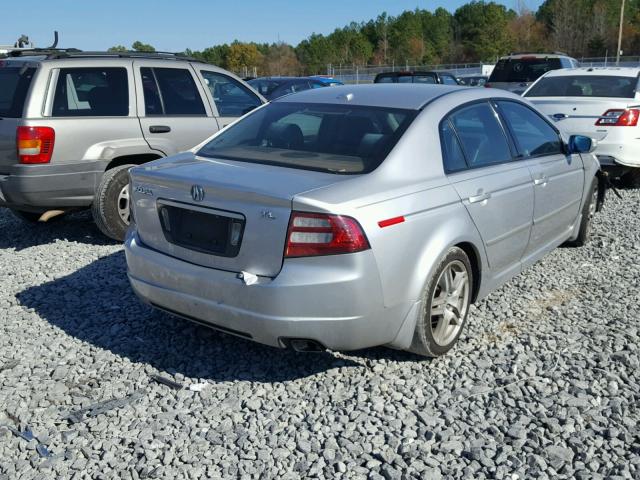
xmin=92 ymin=164 xmax=134 ymax=241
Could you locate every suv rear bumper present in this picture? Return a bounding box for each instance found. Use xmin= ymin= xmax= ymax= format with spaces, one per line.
xmin=0 ymin=162 xmax=106 ymax=210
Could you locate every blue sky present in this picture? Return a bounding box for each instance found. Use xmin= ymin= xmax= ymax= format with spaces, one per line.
xmin=3 ymin=0 xmax=543 ymax=52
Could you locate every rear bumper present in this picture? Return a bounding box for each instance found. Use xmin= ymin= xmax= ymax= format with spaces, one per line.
xmin=595 ymin=140 xmax=640 ymax=168
xmin=0 ymin=162 xmax=106 ymax=210
xmin=124 ymin=229 xmax=411 ymax=351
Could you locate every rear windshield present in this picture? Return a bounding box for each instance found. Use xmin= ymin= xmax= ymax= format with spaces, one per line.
xmin=0 ymin=67 xmax=35 ymax=118
xmin=525 ymin=75 xmax=637 ymax=98
xmin=375 ymin=74 xmax=436 ymax=84
xmin=489 ymin=58 xmax=562 ymax=83
xmin=197 ymin=102 xmax=417 ymax=174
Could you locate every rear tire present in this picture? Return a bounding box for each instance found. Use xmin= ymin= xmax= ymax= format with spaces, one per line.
xmin=566 ymin=179 xmax=597 ymax=248
xmin=92 ymin=164 xmax=134 ymax=241
xmin=622 ymin=169 xmax=640 ymax=188
xmin=10 ymin=209 xmax=44 ymax=223
xmin=408 ymin=247 xmax=473 ymax=357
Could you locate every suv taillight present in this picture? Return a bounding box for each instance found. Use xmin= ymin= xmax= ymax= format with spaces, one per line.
xmin=17 ymin=126 xmax=55 ymax=164
xmin=595 ymin=109 xmax=639 ymax=127
xmin=285 ymin=211 xmax=370 ymax=258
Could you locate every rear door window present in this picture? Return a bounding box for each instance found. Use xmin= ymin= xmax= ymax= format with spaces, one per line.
xmin=141 ymin=67 xmax=205 ymax=116
xmin=52 ymin=67 xmax=128 ymax=117
xmin=440 ymin=75 xmax=459 ymax=85
xmin=525 ymin=75 xmax=637 ymax=98
xmin=496 ymin=101 xmax=563 ymax=158
xmin=200 ymin=71 xmax=261 ymax=117
xmin=489 ymin=58 xmax=562 ymax=83
xmin=0 ymin=67 xmax=35 ymax=118
xmin=449 ymin=102 xmax=512 ymax=168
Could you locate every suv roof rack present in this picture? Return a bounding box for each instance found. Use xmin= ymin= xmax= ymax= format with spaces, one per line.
xmin=4 ymin=49 xmax=204 ymax=63
xmin=507 ymin=51 xmax=570 ymax=57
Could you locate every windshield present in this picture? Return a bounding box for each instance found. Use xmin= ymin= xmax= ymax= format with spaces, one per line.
xmin=525 ymin=75 xmax=637 ymax=98
xmin=489 ymin=58 xmax=562 ymax=83
xmin=0 ymin=67 xmax=35 ymax=117
xmin=197 ymin=102 xmax=417 ymax=174
xmin=248 ymin=79 xmax=284 ymax=97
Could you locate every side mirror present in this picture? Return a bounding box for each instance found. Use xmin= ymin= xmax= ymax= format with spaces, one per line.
xmin=568 ymin=135 xmax=596 ymax=154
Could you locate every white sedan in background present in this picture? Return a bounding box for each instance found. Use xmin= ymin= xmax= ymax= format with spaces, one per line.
xmin=524 ymin=67 xmax=640 ymax=187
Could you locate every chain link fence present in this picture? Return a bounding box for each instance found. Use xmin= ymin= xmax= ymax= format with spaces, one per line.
xmin=330 ymin=56 xmax=640 ymax=84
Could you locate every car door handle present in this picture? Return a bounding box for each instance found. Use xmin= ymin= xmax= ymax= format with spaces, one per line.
xmin=149 ymin=125 xmax=171 ymax=134
xmin=468 ymin=192 xmax=491 ymax=204
xmin=534 ymin=175 xmax=548 ymax=186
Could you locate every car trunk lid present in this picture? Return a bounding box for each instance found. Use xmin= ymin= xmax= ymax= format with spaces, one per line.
xmin=130 ymin=152 xmax=350 ymax=277
xmin=529 ymin=97 xmax=637 ymax=141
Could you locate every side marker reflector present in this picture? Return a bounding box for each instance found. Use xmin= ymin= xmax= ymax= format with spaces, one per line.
xmin=378 ymin=216 xmax=405 ymax=228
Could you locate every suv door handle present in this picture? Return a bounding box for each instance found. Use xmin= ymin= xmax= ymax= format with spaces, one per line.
xmin=534 ymin=175 xmax=548 ymax=186
xmin=468 ymin=192 xmax=491 ymax=204
xmin=149 ymin=125 xmax=171 ymax=134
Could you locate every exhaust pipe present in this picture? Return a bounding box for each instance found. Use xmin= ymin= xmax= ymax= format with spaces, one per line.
xmin=283 ymin=338 xmax=326 ymax=353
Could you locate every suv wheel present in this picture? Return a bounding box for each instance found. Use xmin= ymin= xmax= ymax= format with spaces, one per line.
xmin=408 ymin=247 xmax=473 ymax=357
xmin=92 ymin=164 xmax=134 ymax=241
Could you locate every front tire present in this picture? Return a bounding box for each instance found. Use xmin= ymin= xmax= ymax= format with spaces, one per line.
xmin=92 ymin=164 xmax=134 ymax=241
xmin=408 ymin=247 xmax=473 ymax=357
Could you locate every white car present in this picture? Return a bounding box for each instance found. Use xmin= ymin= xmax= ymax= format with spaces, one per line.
xmin=524 ymin=67 xmax=640 ymax=186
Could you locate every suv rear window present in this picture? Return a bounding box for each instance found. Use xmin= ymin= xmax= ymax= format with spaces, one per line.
xmin=489 ymin=58 xmax=562 ymax=83
xmin=0 ymin=67 xmax=35 ymax=118
xmin=525 ymin=75 xmax=637 ymax=98
xmin=197 ymin=102 xmax=417 ymax=174
xmin=53 ymin=67 xmax=128 ymax=117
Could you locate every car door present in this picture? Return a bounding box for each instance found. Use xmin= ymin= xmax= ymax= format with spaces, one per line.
xmin=135 ymin=61 xmax=218 ymax=156
xmin=442 ymin=101 xmax=534 ymax=278
xmin=495 ymin=100 xmax=584 ymax=262
xmin=198 ymin=70 xmax=263 ymax=129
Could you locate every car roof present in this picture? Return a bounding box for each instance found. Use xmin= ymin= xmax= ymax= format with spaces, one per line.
xmin=499 ymin=52 xmax=573 ymax=60
xmin=274 ymin=84 xmax=473 ymax=109
xmin=541 ymin=67 xmax=640 ymax=77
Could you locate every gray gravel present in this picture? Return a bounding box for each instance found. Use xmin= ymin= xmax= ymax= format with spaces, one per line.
xmin=0 ymin=189 xmax=639 ymax=479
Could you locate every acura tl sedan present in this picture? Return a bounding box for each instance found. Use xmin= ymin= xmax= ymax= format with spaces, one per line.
xmin=125 ymin=84 xmax=601 ymax=357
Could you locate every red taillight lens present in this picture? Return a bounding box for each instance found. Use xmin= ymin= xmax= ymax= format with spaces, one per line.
xmin=285 ymin=211 xmax=370 ymax=258
xmin=484 ymin=83 xmax=492 ymax=88
xmin=17 ymin=126 xmax=55 ymax=164
xmin=595 ymin=109 xmax=639 ymax=127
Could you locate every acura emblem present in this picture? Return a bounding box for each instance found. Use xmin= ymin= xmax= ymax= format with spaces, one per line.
xmin=191 ymin=185 xmax=205 ymax=202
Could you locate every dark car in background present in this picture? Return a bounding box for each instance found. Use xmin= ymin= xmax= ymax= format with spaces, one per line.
xmin=485 ymin=52 xmax=578 ymax=94
xmin=373 ymin=71 xmax=461 ymax=85
xmin=248 ymin=76 xmax=335 ymax=100
xmin=458 ymin=75 xmax=488 ymax=87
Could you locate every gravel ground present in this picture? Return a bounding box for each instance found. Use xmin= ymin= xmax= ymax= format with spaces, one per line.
xmin=0 ymin=189 xmax=638 ymax=480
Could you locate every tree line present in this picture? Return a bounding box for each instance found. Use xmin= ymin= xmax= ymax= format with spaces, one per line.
xmin=109 ymin=0 xmax=640 ymax=76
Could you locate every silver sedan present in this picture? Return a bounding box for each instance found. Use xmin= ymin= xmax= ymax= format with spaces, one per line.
xmin=125 ymin=84 xmax=601 ymax=356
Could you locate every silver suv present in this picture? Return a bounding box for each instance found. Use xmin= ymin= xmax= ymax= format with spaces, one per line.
xmin=486 ymin=52 xmax=579 ymax=95
xmin=0 ymin=49 xmax=265 ymax=239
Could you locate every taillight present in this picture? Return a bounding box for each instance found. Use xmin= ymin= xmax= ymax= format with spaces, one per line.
xmin=285 ymin=211 xmax=370 ymax=258
xmin=17 ymin=126 xmax=55 ymax=164
xmin=484 ymin=83 xmax=492 ymax=88
xmin=595 ymin=109 xmax=639 ymax=127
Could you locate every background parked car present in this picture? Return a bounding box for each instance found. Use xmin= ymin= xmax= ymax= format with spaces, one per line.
xmin=247 ymin=76 xmax=331 ymax=100
xmin=125 ymin=84 xmax=601 ymax=358
xmin=524 ymin=67 xmax=640 ymax=187
xmin=373 ymin=70 xmax=461 ymax=85
xmin=311 ymin=76 xmax=344 ymax=87
xmin=0 ymin=49 xmax=265 ymax=240
xmin=486 ymin=52 xmax=578 ymax=94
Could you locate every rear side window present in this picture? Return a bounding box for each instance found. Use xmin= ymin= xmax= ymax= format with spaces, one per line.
xmin=441 ymin=75 xmax=459 ymax=86
xmin=375 ymin=74 xmax=395 ymax=83
xmin=496 ymin=101 xmax=562 ymax=157
xmin=200 ymin=71 xmax=261 ymax=117
xmin=489 ymin=58 xmax=562 ymax=83
xmin=0 ymin=67 xmax=35 ymax=118
xmin=525 ymin=75 xmax=637 ymax=98
xmin=440 ymin=120 xmax=467 ymax=173
xmin=413 ymin=75 xmax=436 ymax=84
xmin=53 ymin=68 xmax=128 ymax=117
xmin=141 ymin=67 xmax=205 ymax=116
xmin=449 ymin=102 xmax=512 ymax=168
xmin=197 ymin=102 xmax=417 ymax=174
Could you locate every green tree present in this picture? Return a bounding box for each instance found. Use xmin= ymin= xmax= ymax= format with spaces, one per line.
xmin=132 ymin=41 xmax=156 ymax=53
xmin=454 ymin=1 xmax=516 ymax=61
xmin=226 ymin=42 xmax=262 ymax=73
xmin=108 ymin=45 xmax=127 ymax=52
